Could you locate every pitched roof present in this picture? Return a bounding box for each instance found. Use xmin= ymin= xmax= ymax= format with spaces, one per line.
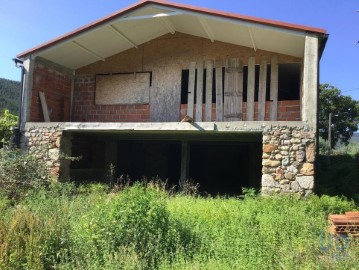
xmin=17 ymin=0 xmax=327 ymax=69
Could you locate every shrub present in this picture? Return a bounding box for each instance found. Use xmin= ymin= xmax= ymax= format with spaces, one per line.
xmin=319 ymin=136 xmax=332 ymax=155
xmin=0 ymin=109 xmax=17 ymax=147
xmin=73 ymin=183 xmax=194 ymax=268
xmin=0 ymin=149 xmax=50 ymax=200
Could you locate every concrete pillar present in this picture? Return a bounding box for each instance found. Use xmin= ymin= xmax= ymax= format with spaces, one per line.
xmin=302 ymin=33 xmax=319 ymax=129
xmin=104 ymin=141 xmax=118 ymax=185
xmin=180 ymin=141 xmax=190 ymax=188
xmin=21 ymin=57 xmax=34 ymax=130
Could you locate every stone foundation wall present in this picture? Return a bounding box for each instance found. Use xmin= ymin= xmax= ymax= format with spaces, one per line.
xmin=261 ymin=125 xmax=316 ymax=196
xmin=20 ymin=123 xmax=70 ymax=179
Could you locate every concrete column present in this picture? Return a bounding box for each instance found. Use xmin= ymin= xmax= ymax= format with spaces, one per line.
xmin=302 ymin=33 xmax=319 ymax=129
xmin=21 ymin=57 xmax=35 ymax=130
xmin=180 ymin=141 xmax=190 ymax=188
xmin=104 ymin=141 xmax=118 ymax=185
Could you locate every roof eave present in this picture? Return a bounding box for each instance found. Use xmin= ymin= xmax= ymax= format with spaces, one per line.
xmin=17 ymin=0 xmax=327 ymax=59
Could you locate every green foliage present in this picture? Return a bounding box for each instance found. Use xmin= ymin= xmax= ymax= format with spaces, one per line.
xmin=318 ymin=136 xmax=332 ymax=155
xmin=319 ymin=84 xmax=359 ymax=146
xmin=0 ymin=109 xmax=18 ymax=146
xmin=316 ymin=154 xmax=359 ymax=202
xmin=0 ymin=78 xmax=20 ymax=115
xmin=0 ymin=183 xmax=358 ymax=269
xmin=0 ymin=149 xmax=50 ymax=200
xmin=336 ymin=141 xmax=359 ymax=156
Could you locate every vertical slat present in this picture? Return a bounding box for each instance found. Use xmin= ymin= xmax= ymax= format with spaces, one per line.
xmin=270 ymin=55 xmax=279 ymax=121
xmin=224 ymin=58 xmax=242 ymax=121
xmin=187 ymin=62 xmax=196 ymax=118
xmin=39 ymin=91 xmax=50 ymax=122
xmin=215 ymin=59 xmax=223 ymax=121
xmin=258 ymin=57 xmax=267 ymax=121
xmin=247 ymin=57 xmax=255 ymax=121
xmin=205 ymin=60 xmax=213 ymax=121
xmin=196 ymin=61 xmax=204 ymax=121
xmin=224 ymin=59 xmax=230 ymax=121
xmin=237 ymin=59 xmax=243 ymax=121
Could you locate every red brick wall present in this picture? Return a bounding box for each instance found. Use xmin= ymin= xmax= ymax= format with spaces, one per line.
xmin=72 ymin=76 xmax=149 ymax=122
xmin=30 ymin=63 xmax=72 ymax=122
xmin=180 ymin=100 xmax=300 ymax=121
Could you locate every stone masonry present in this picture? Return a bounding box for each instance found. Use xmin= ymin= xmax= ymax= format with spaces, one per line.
xmin=20 ymin=123 xmax=71 ymax=180
xmin=261 ymin=125 xmax=316 ymax=196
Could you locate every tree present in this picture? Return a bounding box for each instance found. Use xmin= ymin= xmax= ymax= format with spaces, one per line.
xmin=319 ymin=84 xmax=359 ymax=147
xmin=0 ymin=109 xmax=18 ymax=147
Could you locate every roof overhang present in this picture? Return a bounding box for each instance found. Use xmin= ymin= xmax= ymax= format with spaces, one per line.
xmin=17 ymin=0 xmax=327 ymax=70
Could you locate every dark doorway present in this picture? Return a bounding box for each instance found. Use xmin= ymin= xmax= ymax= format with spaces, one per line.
xmin=117 ymin=140 xmax=181 ymax=186
xmin=189 ymin=142 xmax=262 ymax=196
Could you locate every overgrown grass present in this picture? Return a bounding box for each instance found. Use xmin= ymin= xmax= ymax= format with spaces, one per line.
xmin=0 ymin=182 xmax=358 ymax=269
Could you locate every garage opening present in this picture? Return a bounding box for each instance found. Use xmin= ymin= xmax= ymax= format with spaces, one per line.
xmin=189 ymin=142 xmax=262 ymax=196
xmin=69 ymin=132 xmax=262 ymax=195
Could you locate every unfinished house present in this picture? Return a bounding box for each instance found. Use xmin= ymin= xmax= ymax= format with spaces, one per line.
xmin=16 ymin=0 xmax=327 ymax=196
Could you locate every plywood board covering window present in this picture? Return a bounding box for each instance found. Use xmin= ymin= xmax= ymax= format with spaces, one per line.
xmin=95 ymin=73 xmax=150 ymax=105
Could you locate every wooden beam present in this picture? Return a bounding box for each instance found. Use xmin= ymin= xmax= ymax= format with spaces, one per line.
xmin=150 ymin=8 xmax=176 ymax=34
xmin=109 ymin=25 xmax=138 ymax=48
xmin=258 ymin=57 xmax=267 ymax=121
xmin=302 ymin=33 xmax=319 ymax=128
xmin=205 ymin=60 xmax=213 ymax=121
xmin=180 ymin=141 xmax=190 ymax=188
xmin=237 ymin=59 xmax=244 ymax=121
xmin=198 ymin=17 xmax=215 ymax=42
xmin=270 ymin=55 xmax=279 ymax=121
xmin=39 ymin=91 xmax=50 ymax=122
xmin=72 ymin=41 xmax=105 ymax=61
xmin=247 ymin=26 xmax=257 ymax=52
xmin=246 ymin=57 xmax=255 ymax=120
xmin=195 ymin=61 xmax=204 ymax=121
xmin=215 ymin=59 xmax=223 ymax=121
xmin=224 ymin=59 xmax=230 ymax=121
xmin=158 ymin=17 xmax=176 ymax=34
xmin=224 ymin=58 xmax=243 ymax=121
xmin=187 ymin=62 xmax=196 ymax=118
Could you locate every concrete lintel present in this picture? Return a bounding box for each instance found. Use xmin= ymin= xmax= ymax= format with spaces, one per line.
xmin=24 ymin=121 xmax=311 ymax=133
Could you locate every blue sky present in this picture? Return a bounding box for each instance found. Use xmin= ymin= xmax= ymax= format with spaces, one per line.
xmin=1 ymin=0 xmax=358 ymax=100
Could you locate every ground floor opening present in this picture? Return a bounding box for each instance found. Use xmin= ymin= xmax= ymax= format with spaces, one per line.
xmin=69 ymin=131 xmax=262 ymax=195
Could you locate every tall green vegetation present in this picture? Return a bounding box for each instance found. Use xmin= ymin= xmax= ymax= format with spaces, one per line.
xmin=0 ymin=149 xmax=50 ymax=200
xmin=0 ymin=78 xmax=20 ymax=115
xmin=0 ymin=109 xmax=18 ymax=147
xmin=0 ymin=182 xmax=358 ymax=269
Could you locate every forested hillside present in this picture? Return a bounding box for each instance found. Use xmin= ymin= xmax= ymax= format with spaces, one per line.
xmin=0 ymin=78 xmax=20 ymax=114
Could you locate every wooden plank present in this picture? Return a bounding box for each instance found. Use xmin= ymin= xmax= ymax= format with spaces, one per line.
xmin=258 ymin=57 xmax=267 ymax=121
xmin=96 ymin=73 xmax=150 ymax=105
xmin=205 ymin=60 xmax=213 ymax=121
xmin=180 ymin=141 xmax=190 ymax=188
xmin=247 ymin=57 xmax=255 ymax=121
xmin=150 ymin=65 xmax=181 ymax=122
xmin=224 ymin=58 xmax=243 ymax=121
xmin=195 ymin=61 xmax=204 ymax=121
xmin=270 ymin=55 xmax=279 ymax=121
xmin=39 ymin=91 xmax=50 ymax=122
xmin=215 ymin=59 xmax=223 ymax=121
xmin=237 ymin=59 xmax=244 ymax=121
xmin=223 ymin=59 xmax=230 ymax=121
xmin=187 ymin=62 xmax=196 ymax=118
